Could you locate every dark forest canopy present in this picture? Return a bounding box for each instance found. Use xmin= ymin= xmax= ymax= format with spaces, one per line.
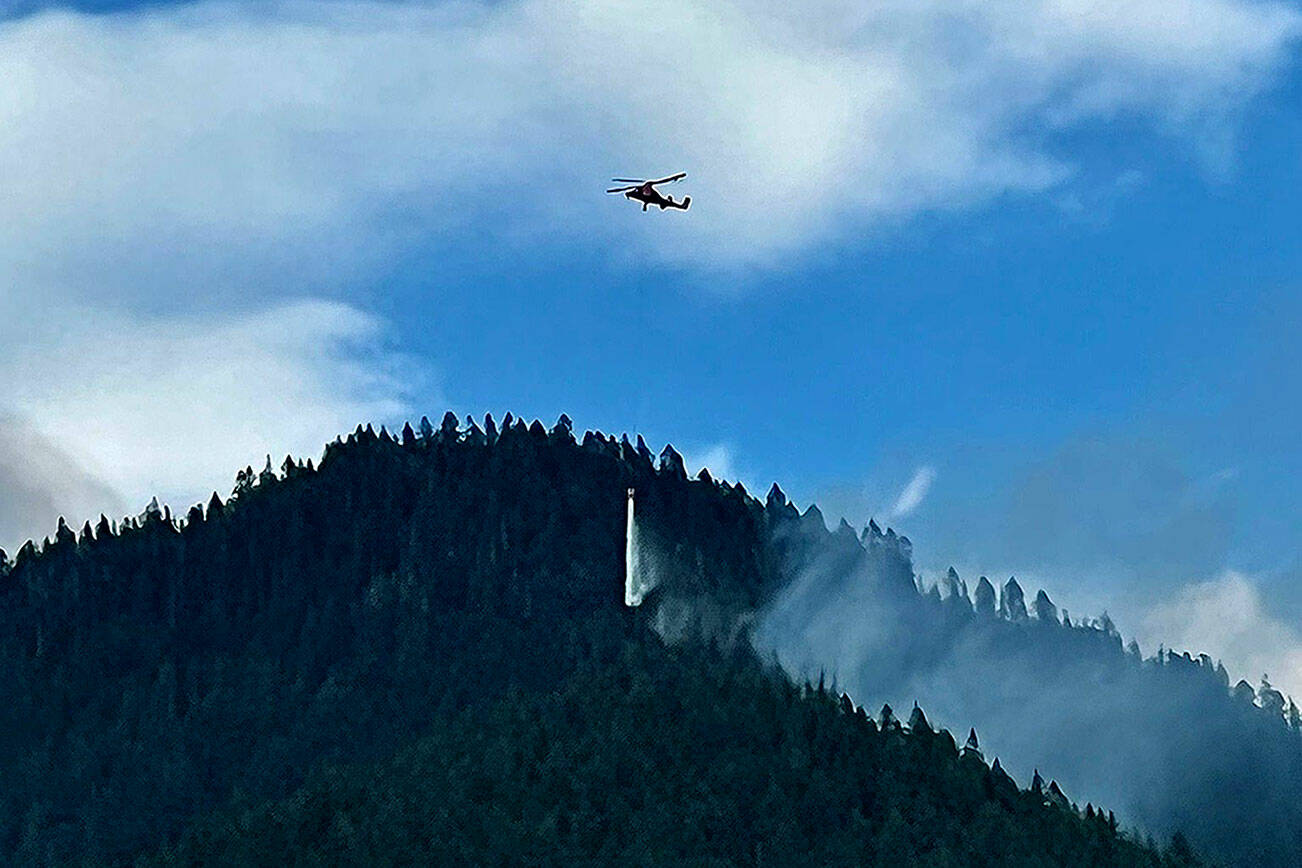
xmin=146 ymin=642 xmax=1196 ymax=868
xmin=0 ymin=412 xmax=1254 ymax=865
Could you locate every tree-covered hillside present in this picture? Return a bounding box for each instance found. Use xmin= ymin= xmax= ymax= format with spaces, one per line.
xmin=760 ymin=486 xmax=1302 ymax=867
xmin=146 ymin=639 xmax=1196 ymax=868
xmin=0 ymin=413 xmax=1206 ymax=865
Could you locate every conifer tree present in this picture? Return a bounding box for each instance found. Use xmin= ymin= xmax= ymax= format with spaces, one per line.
xmin=1033 ymin=589 xmax=1058 ymax=624
xmin=437 ymin=411 xmax=459 ymax=441
xmin=974 ymin=576 xmax=997 ymax=614
xmin=1260 ymin=676 xmax=1287 ymax=717
xmin=1000 ymin=577 xmax=1028 ymax=621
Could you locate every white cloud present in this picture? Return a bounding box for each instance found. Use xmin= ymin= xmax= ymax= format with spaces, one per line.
xmin=0 ymin=418 xmax=128 ymax=551
xmin=684 ymin=444 xmax=739 ymax=483
xmin=678 ymin=441 xmax=773 ymax=500
xmin=0 ymin=299 xmax=417 ymax=546
xmin=0 ymin=0 xmax=1295 ymax=283
xmin=1142 ymin=571 xmax=1302 ymax=700
xmin=891 ymin=465 xmax=936 ymax=517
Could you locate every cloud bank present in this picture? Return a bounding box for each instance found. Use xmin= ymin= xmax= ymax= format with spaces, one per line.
xmin=0 ymin=301 xmax=414 ymax=550
xmin=0 ymin=419 xmax=127 ymax=553
xmin=0 ymin=0 xmax=1296 ymax=280
xmin=1144 ymin=571 xmax=1302 ymax=698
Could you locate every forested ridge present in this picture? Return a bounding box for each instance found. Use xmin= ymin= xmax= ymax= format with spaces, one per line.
xmin=0 ymin=413 xmax=1212 ymax=865
xmin=761 ymin=475 xmax=1302 ymax=867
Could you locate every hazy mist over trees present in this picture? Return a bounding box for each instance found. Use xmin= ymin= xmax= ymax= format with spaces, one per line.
xmin=754 ymin=491 xmax=1302 ymax=867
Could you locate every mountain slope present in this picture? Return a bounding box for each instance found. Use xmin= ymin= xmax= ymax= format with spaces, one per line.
xmin=758 ymin=486 xmax=1302 ymax=867
xmin=0 ymin=413 xmax=1207 ymax=865
xmin=146 ymin=640 xmax=1196 ymax=868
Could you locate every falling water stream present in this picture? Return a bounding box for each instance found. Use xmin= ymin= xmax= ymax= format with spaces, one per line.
xmin=624 ymin=487 xmax=642 ymax=606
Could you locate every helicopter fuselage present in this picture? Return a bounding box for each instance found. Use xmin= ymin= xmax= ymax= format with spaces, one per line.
xmin=625 ymin=186 xmax=690 ymax=211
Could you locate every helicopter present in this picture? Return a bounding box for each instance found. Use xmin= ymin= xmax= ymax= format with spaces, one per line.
xmin=607 ymin=173 xmax=691 ymax=211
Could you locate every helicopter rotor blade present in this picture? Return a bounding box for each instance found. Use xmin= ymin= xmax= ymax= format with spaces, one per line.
xmin=647 ymin=172 xmax=686 ymax=186
xmin=606 ymin=185 xmax=640 ymax=193
xmin=610 ymin=178 xmax=646 ymax=183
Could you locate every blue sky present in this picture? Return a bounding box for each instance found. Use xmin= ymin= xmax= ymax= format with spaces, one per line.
xmin=2 ymin=0 xmax=1301 ymax=690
